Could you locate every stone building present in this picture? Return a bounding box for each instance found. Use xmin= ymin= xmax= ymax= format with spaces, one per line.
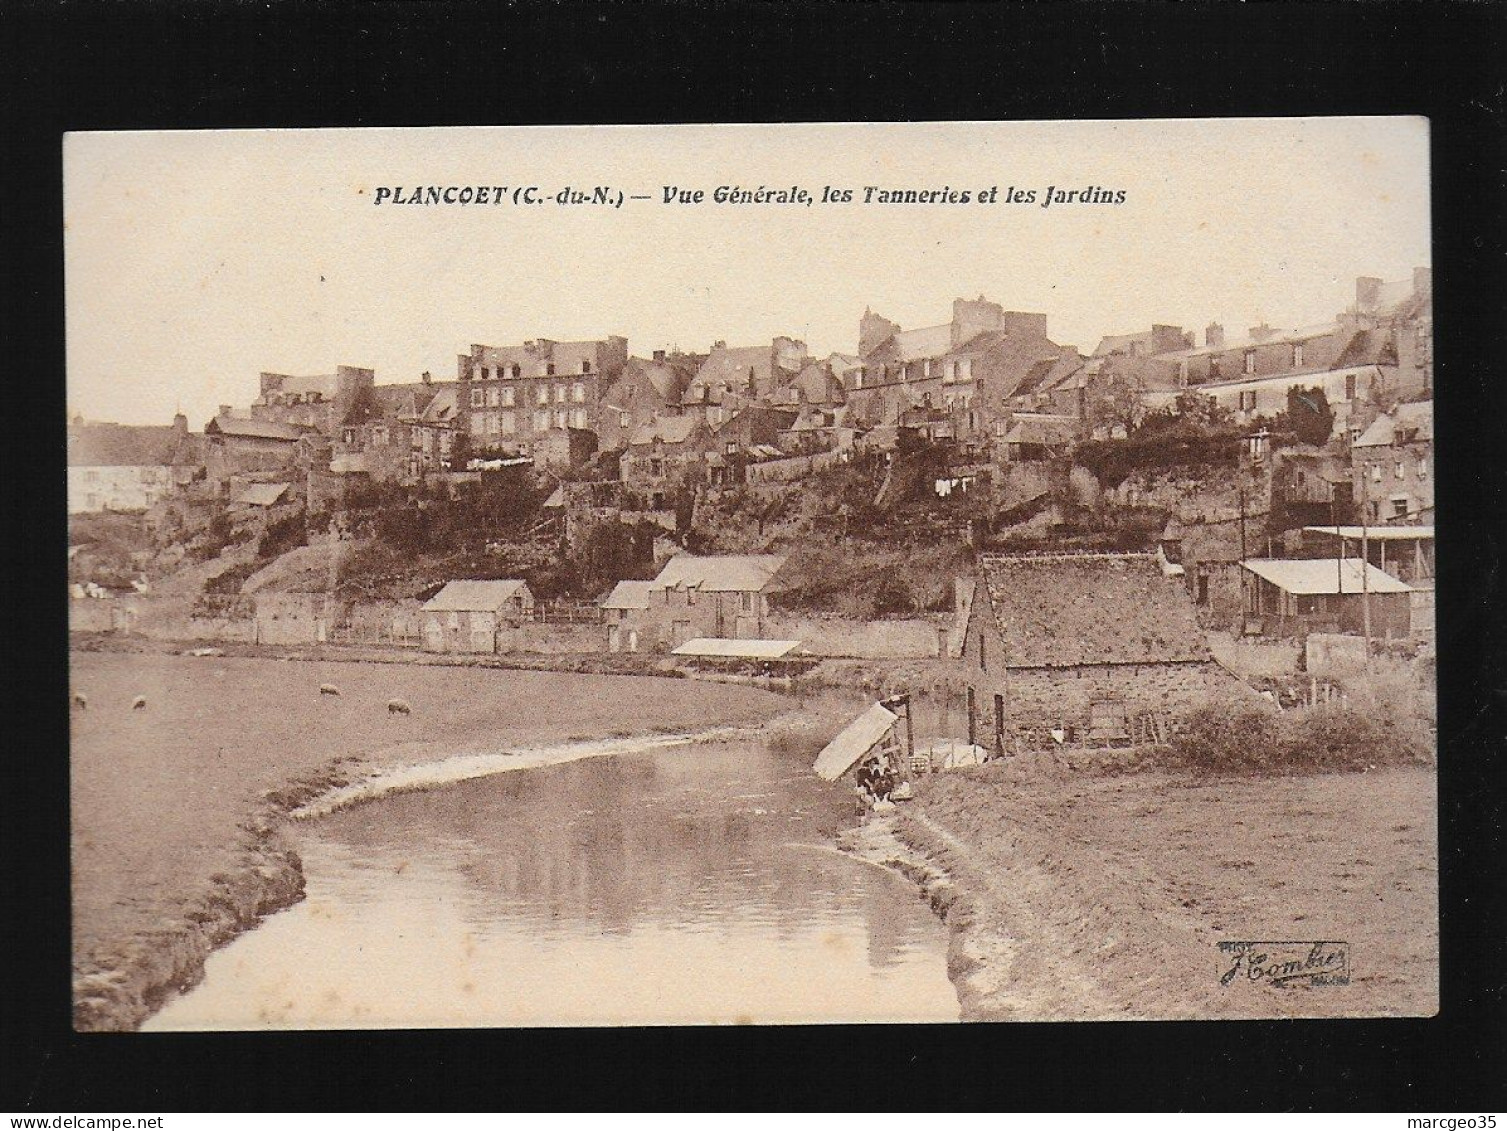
xmin=453 ymin=335 xmax=629 ymax=458
xmin=610 ymin=554 xmax=788 ymax=651
xmin=252 ymin=365 xmax=375 ymax=434
xmin=67 ymin=414 xmax=203 ymax=513
xmin=961 ymin=552 xmax=1247 ymax=752
xmin=420 ymin=579 xmax=535 ymax=654
xmin=597 ymin=353 xmax=695 ymax=452
xmin=1350 ymin=400 xmax=1432 ymax=525
xmin=620 ymin=416 xmax=714 ymax=506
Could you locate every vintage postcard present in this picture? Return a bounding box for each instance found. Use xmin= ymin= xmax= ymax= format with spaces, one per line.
xmin=65 ymin=119 xmax=1435 ymax=1030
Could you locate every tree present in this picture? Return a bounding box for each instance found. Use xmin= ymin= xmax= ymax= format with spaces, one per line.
xmin=1087 ymin=370 xmax=1147 ymax=436
xmin=1282 ymin=385 xmax=1335 ymax=447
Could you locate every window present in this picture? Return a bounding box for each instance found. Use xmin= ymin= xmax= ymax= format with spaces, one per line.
xmin=342 ymin=428 xmax=357 ymax=444
xmin=1392 ymin=498 xmax=1409 ymax=519
xmin=479 ymin=366 xmax=490 ymax=381
xmin=1239 ymin=390 xmax=1257 ymax=412
xmin=740 ymin=591 xmax=754 ymax=613
xmin=687 ymin=589 xmax=696 ymax=606
xmin=486 ymin=413 xmax=500 ymax=435
xmin=1395 ymin=461 xmax=1405 ymax=480
xmin=582 ymin=359 xmax=592 ymax=374
xmin=555 ymin=385 xmax=567 ymax=404
xmin=546 ymin=363 xmax=556 ymax=376
xmin=499 ymin=412 xmax=516 ymax=435
xmin=553 ymin=409 xmax=567 ymax=429
xmin=572 ymin=383 xmax=586 ymax=403
xmin=501 ymin=386 xmax=515 ymax=407
xmin=536 ymin=386 xmax=549 ymax=406
xmin=470 ymin=388 xmax=485 ymax=408
xmin=1345 ymin=373 xmax=1357 ymax=400
xmin=1243 ymin=350 xmax=1256 ymax=374
xmin=371 ymin=426 xmax=388 ymax=445
xmin=959 ymin=357 xmax=972 ymax=381
xmin=1292 ymin=343 xmax=1305 ymax=368
xmin=533 ymin=410 xmax=549 ymax=432
xmin=85 ymin=469 xmax=99 ymax=482
xmin=1295 ymin=469 xmax=1307 ymax=488
xmin=620 ymin=411 xmax=630 ymax=428
xmin=569 ymin=409 xmax=588 ymax=429
xmin=1417 ymin=459 xmax=1428 ymax=479
xmin=86 ymin=494 xmax=99 ymax=509
xmin=510 ymin=364 xmax=521 ymax=378
xmin=486 ymin=386 xmax=500 ymax=407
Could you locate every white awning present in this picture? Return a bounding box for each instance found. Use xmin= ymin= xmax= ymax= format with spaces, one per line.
xmin=671 ymin=637 xmax=803 ymax=659
xmin=813 ymin=703 xmax=899 ymax=782
xmin=1242 ymin=558 xmax=1413 ymax=595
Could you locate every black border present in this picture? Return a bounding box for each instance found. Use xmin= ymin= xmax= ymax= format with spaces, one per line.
xmin=4 ymin=0 xmax=1505 ymax=1112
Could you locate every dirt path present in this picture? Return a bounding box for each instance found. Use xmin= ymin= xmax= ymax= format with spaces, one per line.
xmin=886 ymin=758 xmax=1437 ymax=1020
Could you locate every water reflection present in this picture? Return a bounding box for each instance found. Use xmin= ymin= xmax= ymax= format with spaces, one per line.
xmin=147 ymin=740 xmax=958 ymax=1028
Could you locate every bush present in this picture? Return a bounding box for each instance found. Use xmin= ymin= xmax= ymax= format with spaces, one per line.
xmin=869 ymin=574 xmax=914 ymax=617
xmin=1169 ymin=697 xmax=1432 ymax=776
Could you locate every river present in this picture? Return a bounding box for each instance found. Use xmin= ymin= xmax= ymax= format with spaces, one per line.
xmin=145 ymin=735 xmax=959 ymax=1028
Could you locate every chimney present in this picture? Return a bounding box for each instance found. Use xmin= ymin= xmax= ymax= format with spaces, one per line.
xmin=1248 ymin=323 xmax=1277 ymax=343
xmin=421 ymin=370 xmax=432 ymax=385
xmin=172 ymin=412 xmax=188 ymax=434
xmin=653 ymin=349 xmax=666 ymax=363
xmin=1205 ymin=323 xmax=1225 ymax=348
xmin=218 ymin=405 xmax=232 ymax=419
xmin=1413 ymin=266 xmax=1432 ymax=297
xmin=713 ymin=340 xmax=726 ymax=351
xmin=1356 ymin=276 xmax=1383 ymax=312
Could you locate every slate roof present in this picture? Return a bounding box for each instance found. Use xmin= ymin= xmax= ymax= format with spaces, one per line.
xmin=230 ymin=482 xmax=292 ymax=507
xmin=68 ymin=423 xmax=201 ymax=467
xmin=650 ymin=553 xmax=788 ymax=593
xmin=1243 ymin=558 xmax=1412 ymax=595
xmin=977 ymin=553 xmax=1211 ymax=667
xmin=207 ymin=415 xmax=313 ymax=441
xmin=1353 ymin=400 xmax=1433 ymax=448
xmin=630 ymin=416 xmax=702 ymax=446
xmin=888 ymin=324 xmax=953 ymax=361
xmin=422 ymin=579 xmax=531 ymax=611
xmin=600 ymin=580 xmax=654 ymax=610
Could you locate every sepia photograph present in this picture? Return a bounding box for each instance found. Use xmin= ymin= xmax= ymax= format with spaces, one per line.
xmin=63 ymin=118 xmax=1437 ymax=1032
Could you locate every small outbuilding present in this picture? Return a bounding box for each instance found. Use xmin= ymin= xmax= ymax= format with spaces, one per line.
xmin=421 ymin=579 xmax=535 ymax=653
xmin=1241 ymin=557 xmax=1412 ymax=638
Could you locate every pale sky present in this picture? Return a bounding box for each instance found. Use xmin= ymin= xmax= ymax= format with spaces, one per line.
xmin=65 ymin=118 xmax=1430 ymax=427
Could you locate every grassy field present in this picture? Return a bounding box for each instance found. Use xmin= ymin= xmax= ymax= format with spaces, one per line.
xmin=69 ymin=651 xmax=787 ymax=976
xmin=904 ymin=757 xmax=1438 ymax=1020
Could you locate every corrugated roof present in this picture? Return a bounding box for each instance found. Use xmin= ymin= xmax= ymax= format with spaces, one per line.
xmin=977 ymin=553 xmax=1211 ymax=667
xmin=600 ymin=580 xmax=654 ymax=610
xmin=671 ymin=637 xmax=802 ymax=659
xmin=1302 ymin=525 xmax=1434 ymax=542
xmin=1242 ymin=558 xmax=1412 ymax=595
xmin=422 ymin=579 xmax=530 ymax=611
xmin=230 ymin=482 xmax=291 ymax=506
xmin=650 ymin=553 xmax=787 ymax=593
xmin=813 ymin=702 xmax=899 ymax=781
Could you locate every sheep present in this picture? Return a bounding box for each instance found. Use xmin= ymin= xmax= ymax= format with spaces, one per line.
xmin=386 ymin=698 xmax=411 ymax=716
xmin=131 ymin=695 xmax=148 ymax=711
xmin=73 ymin=691 xmax=88 ymax=710
xmin=319 ymin=683 xmax=342 ymax=697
